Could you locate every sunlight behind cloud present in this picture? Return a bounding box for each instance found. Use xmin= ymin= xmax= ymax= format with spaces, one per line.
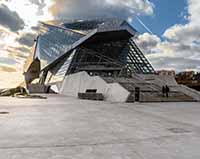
xmin=2 ymin=0 xmax=53 ymax=28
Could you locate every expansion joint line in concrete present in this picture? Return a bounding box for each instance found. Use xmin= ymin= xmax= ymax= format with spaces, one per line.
xmin=0 ymin=135 xmax=186 ymax=150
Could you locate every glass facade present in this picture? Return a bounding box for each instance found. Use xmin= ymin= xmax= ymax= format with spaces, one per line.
xmin=36 ymin=23 xmax=84 ymax=69
xmin=63 ymin=20 xmax=101 ymax=31
xmin=62 ymin=18 xmax=137 ymax=34
xmin=124 ymin=39 xmax=155 ymax=74
xmin=83 ymin=40 xmax=128 ymax=60
xmin=36 ymin=18 xmax=155 ymax=85
xmin=48 ymin=50 xmax=76 ymax=83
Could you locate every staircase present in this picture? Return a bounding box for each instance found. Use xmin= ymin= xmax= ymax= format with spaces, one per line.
xmin=102 ymin=76 xmax=199 ymax=103
xmin=140 ymin=91 xmax=195 ymax=102
xmin=170 ymin=85 xmax=200 ymax=102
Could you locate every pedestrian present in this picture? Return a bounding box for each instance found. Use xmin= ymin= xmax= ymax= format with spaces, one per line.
xmin=162 ymin=86 xmax=166 ymax=97
xmin=165 ymin=85 xmax=170 ymax=98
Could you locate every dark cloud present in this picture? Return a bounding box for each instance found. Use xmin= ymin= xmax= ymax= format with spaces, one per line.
xmin=16 ymin=46 xmax=31 ymax=53
xmin=0 ymin=4 xmax=25 ymax=31
xmin=17 ymin=33 xmax=36 ymax=47
xmin=31 ymin=25 xmax=40 ymax=32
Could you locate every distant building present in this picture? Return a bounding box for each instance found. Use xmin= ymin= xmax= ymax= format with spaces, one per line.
xmin=176 ymin=71 xmax=195 ymax=80
xmin=157 ymin=70 xmax=176 ymax=77
xmin=176 ymin=71 xmax=200 ymax=91
xmin=193 ymin=73 xmax=200 ymax=81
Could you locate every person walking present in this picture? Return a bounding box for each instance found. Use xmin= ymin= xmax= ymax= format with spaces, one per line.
xmin=165 ymin=85 xmax=170 ymax=98
xmin=162 ymin=86 xmax=166 ymax=97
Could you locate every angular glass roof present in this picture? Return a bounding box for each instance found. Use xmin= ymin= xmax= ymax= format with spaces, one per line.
xmin=35 ymin=18 xmax=138 ymax=70
xmin=43 ymin=18 xmax=137 ymax=35
xmin=36 ymin=23 xmax=84 ymax=69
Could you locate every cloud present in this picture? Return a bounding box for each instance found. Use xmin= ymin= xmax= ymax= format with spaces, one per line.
xmin=17 ymin=33 xmax=36 ymax=47
xmin=135 ymin=32 xmax=200 ymax=72
xmin=163 ymin=24 xmax=200 ymax=44
xmin=136 ymin=32 xmax=200 ymax=72
xmin=0 ymin=57 xmax=17 ymax=65
xmin=29 ymin=0 xmax=45 ymax=8
xmin=150 ymin=57 xmax=200 ymax=71
xmin=136 ymin=33 xmax=160 ymax=54
xmin=136 ymin=0 xmax=200 ymax=72
xmin=0 ymin=71 xmax=23 ymax=89
xmin=162 ymin=0 xmax=200 ymax=46
xmin=28 ymin=0 xmax=46 ymax=15
xmin=6 ymin=45 xmax=32 ymax=64
xmin=0 ymin=4 xmax=25 ymax=31
xmin=0 ymin=65 xmax=16 ymax=72
xmin=49 ymin=0 xmax=154 ymax=20
xmin=0 ymin=26 xmax=29 ymax=70
xmin=188 ymin=0 xmax=200 ymax=23
xmin=31 ymin=25 xmax=40 ymax=32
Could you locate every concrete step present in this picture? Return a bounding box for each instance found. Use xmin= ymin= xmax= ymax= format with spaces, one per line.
xmin=102 ymin=76 xmax=198 ymax=103
xmin=140 ymin=92 xmax=196 ymax=102
xmin=170 ymin=85 xmax=200 ymax=101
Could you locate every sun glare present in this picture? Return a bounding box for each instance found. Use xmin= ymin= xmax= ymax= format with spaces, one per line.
xmin=4 ymin=0 xmax=53 ymax=28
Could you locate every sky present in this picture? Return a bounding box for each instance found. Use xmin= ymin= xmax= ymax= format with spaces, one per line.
xmin=0 ymin=0 xmax=199 ymax=88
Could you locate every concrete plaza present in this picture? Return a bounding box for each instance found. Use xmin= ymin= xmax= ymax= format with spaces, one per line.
xmin=0 ymin=95 xmax=200 ymax=158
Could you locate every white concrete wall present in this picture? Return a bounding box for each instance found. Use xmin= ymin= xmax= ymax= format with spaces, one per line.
xmin=51 ymin=82 xmax=63 ymax=93
xmin=105 ymin=83 xmax=131 ymax=102
xmin=60 ymin=71 xmax=130 ymax=103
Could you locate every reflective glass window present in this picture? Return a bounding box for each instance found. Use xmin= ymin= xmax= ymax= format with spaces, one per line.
xmin=36 ymin=24 xmax=83 ymax=69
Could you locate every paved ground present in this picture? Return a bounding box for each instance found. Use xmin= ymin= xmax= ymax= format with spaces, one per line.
xmin=0 ymin=95 xmax=200 ymax=158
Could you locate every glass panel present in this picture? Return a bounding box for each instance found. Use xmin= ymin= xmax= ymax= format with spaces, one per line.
xmin=48 ymin=50 xmax=76 ymax=84
xmin=45 ymin=71 xmax=53 ymax=85
xmin=36 ymin=24 xmax=83 ymax=69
